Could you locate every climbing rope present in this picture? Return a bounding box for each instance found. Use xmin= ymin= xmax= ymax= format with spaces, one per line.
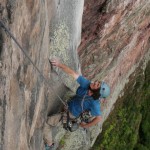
xmin=0 ymin=20 xmax=67 ymax=107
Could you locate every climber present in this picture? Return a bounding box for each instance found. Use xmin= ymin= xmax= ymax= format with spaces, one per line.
xmin=43 ymin=59 xmax=110 ymax=149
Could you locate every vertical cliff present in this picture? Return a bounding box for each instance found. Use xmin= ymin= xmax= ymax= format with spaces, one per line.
xmin=0 ymin=1 xmax=53 ymax=149
xmin=0 ymin=0 xmax=84 ymax=150
xmin=0 ymin=0 xmax=150 ymax=150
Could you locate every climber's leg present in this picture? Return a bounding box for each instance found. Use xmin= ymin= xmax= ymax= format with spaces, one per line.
xmin=43 ymin=122 xmax=53 ymax=146
xmin=47 ymin=113 xmax=62 ymax=126
xmin=43 ymin=113 xmax=62 ymax=146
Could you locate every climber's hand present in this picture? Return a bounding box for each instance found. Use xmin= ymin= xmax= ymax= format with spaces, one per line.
xmin=49 ymin=58 xmax=79 ymax=79
xmin=50 ymin=59 xmax=62 ymax=68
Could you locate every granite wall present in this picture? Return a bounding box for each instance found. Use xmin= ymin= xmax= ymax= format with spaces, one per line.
xmin=0 ymin=0 xmax=150 ymax=150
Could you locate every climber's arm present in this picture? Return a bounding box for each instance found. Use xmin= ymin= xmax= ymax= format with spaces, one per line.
xmin=50 ymin=59 xmax=79 ymax=80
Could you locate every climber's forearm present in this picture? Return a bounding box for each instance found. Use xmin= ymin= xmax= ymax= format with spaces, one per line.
xmin=50 ymin=59 xmax=79 ymax=79
xmin=59 ymin=63 xmax=79 ymax=79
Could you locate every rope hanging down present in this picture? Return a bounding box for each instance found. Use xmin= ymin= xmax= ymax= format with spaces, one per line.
xmin=0 ymin=20 xmax=67 ymax=107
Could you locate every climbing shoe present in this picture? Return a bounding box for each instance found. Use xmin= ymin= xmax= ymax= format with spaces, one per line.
xmin=45 ymin=143 xmax=55 ymax=150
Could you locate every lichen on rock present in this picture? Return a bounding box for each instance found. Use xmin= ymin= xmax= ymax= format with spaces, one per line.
xmin=49 ymin=21 xmax=79 ymax=92
xmin=50 ymin=22 xmax=70 ymax=64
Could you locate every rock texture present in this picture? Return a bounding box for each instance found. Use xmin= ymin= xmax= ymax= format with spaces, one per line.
xmin=79 ymin=0 xmax=150 ymax=132
xmin=0 ymin=0 xmax=83 ymax=150
xmin=0 ymin=0 xmax=150 ymax=150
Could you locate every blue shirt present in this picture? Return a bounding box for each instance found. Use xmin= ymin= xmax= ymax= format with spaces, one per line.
xmin=68 ymin=76 xmax=101 ymax=117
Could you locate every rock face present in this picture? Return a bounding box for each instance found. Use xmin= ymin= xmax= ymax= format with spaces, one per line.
xmin=0 ymin=0 xmax=149 ymax=150
xmin=0 ymin=0 xmax=84 ymax=150
xmin=79 ymin=0 xmax=150 ymax=127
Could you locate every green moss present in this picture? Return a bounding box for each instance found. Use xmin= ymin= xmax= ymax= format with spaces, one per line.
xmin=59 ymin=136 xmax=66 ymax=148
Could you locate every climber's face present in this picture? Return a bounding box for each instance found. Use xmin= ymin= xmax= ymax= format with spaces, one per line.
xmin=90 ymin=80 xmax=101 ymax=90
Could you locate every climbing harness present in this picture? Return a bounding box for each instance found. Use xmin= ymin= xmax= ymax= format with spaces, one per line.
xmin=62 ymin=110 xmax=79 ymax=132
xmin=61 ymin=93 xmax=93 ymax=132
xmin=0 ymin=20 xmax=67 ymax=107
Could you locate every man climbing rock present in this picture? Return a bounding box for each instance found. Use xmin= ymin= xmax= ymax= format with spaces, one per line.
xmin=43 ymin=59 xmax=110 ymax=149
